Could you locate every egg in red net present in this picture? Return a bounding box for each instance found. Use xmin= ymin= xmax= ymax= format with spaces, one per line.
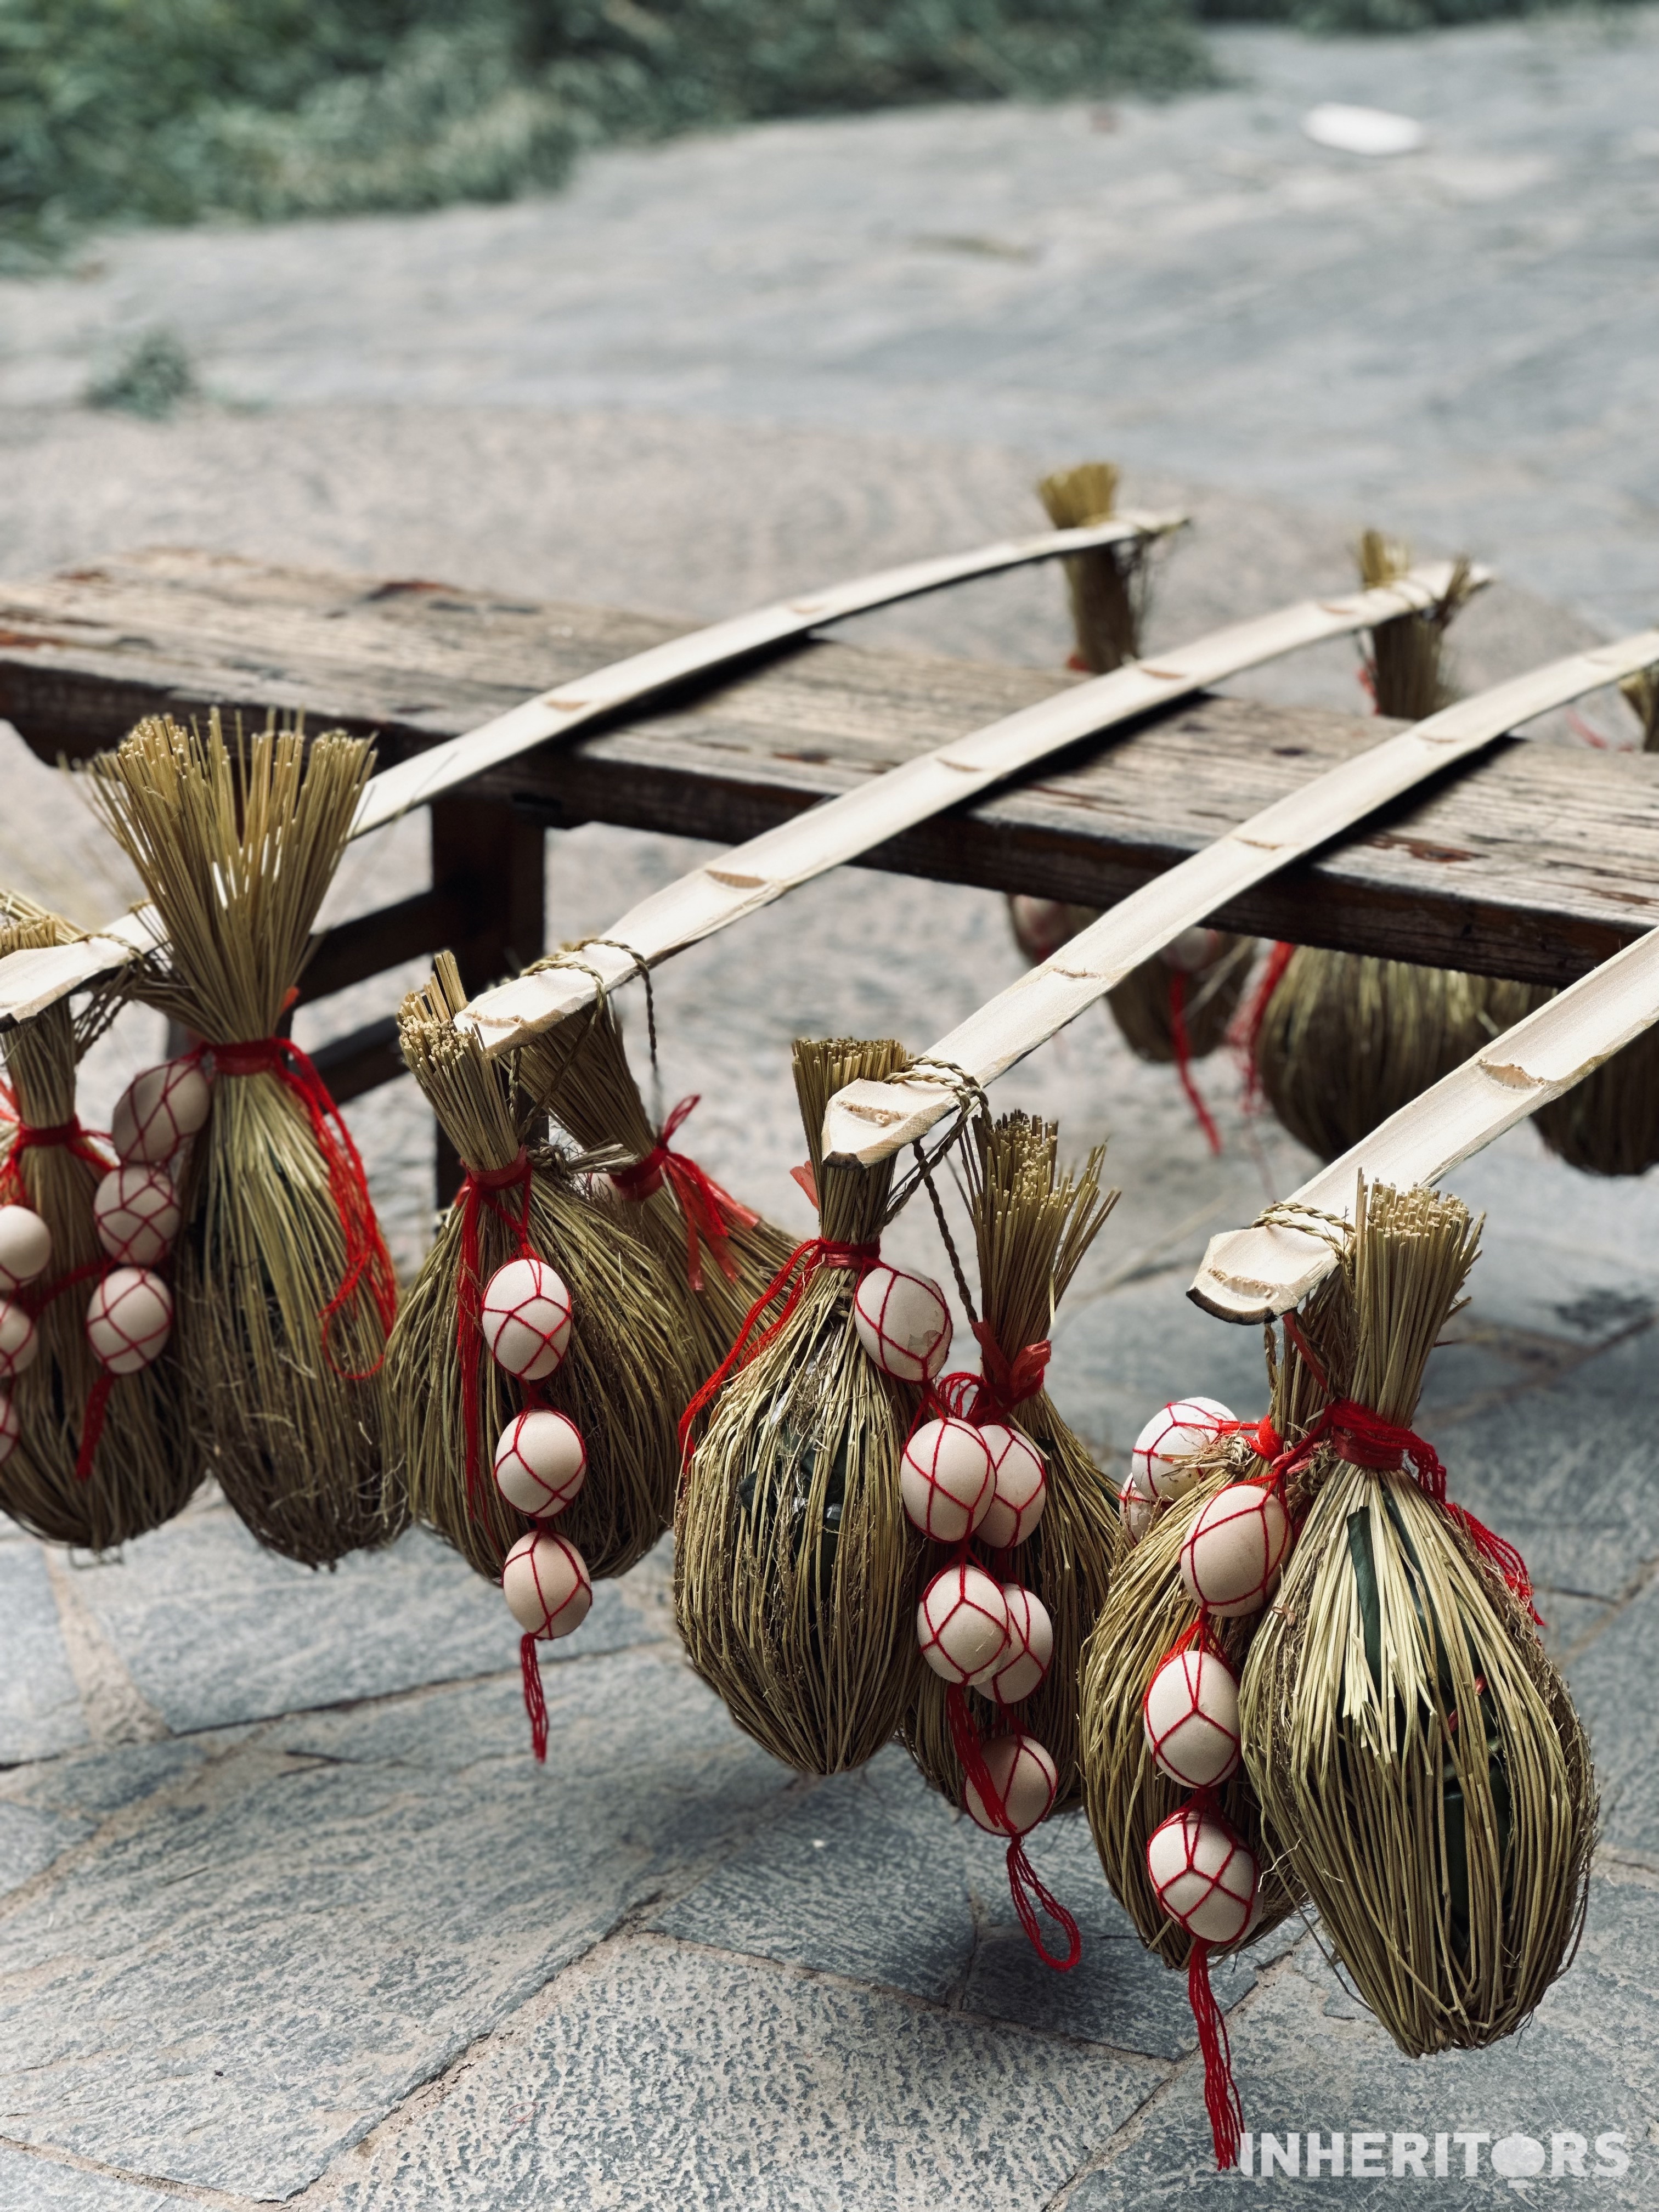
xmin=481 ymin=1257 xmax=573 ymax=1381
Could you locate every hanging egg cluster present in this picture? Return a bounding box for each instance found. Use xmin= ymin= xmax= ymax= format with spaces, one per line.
xmin=1130 ymin=1387 xmax=1294 ymax=1960
xmin=482 ymin=1258 xmax=592 ymax=1645
xmin=0 ymin=1203 xmax=52 ymax=1459
xmin=86 ymin=1056 xmax=205 ymax=1378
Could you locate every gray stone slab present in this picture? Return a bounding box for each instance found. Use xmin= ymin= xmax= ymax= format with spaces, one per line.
xmin=0 ymin=1728 xmax=252 ymax=1825
xmin=0 ymin=1800 xmax=91 ymax=1898
xmin=0 ymin=1542 xmax=88 ymax=1764
xmin=1070 ymin=1865 xmax=1658 ymax=2210
xmin=658 ymin=1744 xmax=1293 ymax=2062
xmin=1570 ymin=1577 xmax=1659 ymax=1863
xmin=69 ymin=1508 xmax=654 ymax=1735
xmin=332 ymin=1933 xmax=1166 ymax=2212
xmin=0 ymin=1646 xmax=790 ymax=2199
xmin=0 ymin=2152 xmax=177 ymax=2212
xmin=655 ymin=1748 xmax=977 ymax=2002
xmin=1422 ymin=1329 xmax=1659 ymax=1615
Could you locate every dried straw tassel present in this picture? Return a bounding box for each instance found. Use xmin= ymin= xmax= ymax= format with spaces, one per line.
xmin=1250 ymin=534 xmax=1514 ymax=1159
xmin=83 ymin=715 xmax=399 ymax=1567
xmin=1037 ymin=461 xmax=1152 ymax=678
xmin=1077 ymin=1325 xmax=1322 ymax=1967
xmin=1533 ymin=662 xmax=1659 ymax=1173
xmin=388 ymin=957 xmax=696 ymax=1583
xmin=0 ymin=902 xmax=199 ymax=1548
xmin=1015 ymin=465 xmax=1247 ymax=1129
xmin=675 ymin=1036 xmax=923 ymax=1775
xmin=1241 ymin=1180 xmax=1596 ymax=2055
xmin=903 ymin=1111 xmax=1118 ymax=1813
xmin=518 ymin=994 xmax=793 ymax=1373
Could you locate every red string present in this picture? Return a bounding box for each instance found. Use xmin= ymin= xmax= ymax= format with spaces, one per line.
xmin=928 ymin=1324 xmax=1052 ymax=1429
xmin=520 ymin=1632 xmax=549 ymax=1763
xmin=1188 ymin=1938 xmax=1244 ymax=2170
xmin=1169 ymin=970 xmax=1222 ymax=1154
xmin=676 ymin=1235 xmax=879 ymax=1466
xmin=215 ymin=1036 xmax=396 ymax=1379
xmin=0 ymin=1117 xmax=115 ymax=1199
xmin=609 ymin=1094 xmax=760 ymax=1293
xmin=1271 ymin=1395 xmax=1539 ymax=1622
xmin=945 ymin=1684 xmax=1080 ymax=1972
xmin=1232 ymin=940 xmax=1296 ymax=1109
xmin=453 ymin=1150 xmax=536 ymax=1519
xmin=74 ymin=1372 xmax=116 ymax=1482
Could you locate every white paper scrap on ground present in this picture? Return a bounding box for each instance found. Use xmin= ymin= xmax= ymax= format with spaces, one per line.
xmin=1303 ymin=105 xmax=1426 ymax=157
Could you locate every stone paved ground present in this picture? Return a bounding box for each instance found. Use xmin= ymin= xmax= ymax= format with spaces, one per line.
xmin=1 ymin=14 xmax=1658 ymax=2209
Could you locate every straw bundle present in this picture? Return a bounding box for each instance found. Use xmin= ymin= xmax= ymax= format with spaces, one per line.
xmin=83 ymin=715 xmax=398 ymax=1567
xmin=1037 ymin=461 xmax=1153 ymax=678
xmin=1242 ymin=1180 xmax=1595 ymax=2055
xmin=1533 ymin=661 xmax=1659 ymax=1175
xmin=388 ymin=957 xmax=696 ymax=1584
xmin=0 ymin=902 xmax=199 ymax=1549
xmin=902 ymin=1111 xmax=1117 ymax=1813
xmin=1105 ymin=934 xmax=1255 ymax=1068
xmin=518 ymin=994 xmax=793 ymax=1373
xmin=1019 ymin=464 xmax=1248 ymax=1098
xmin=1252 ymin=535 xmax=1492 ymax=1156
xmin=1077 ymin=1324 xmax=1325 ymax=1966
xmin=675 ymin=1036 xmax=924 ymax=1774
xmin=1251 ymin=953 xmax=1537 ymax=1164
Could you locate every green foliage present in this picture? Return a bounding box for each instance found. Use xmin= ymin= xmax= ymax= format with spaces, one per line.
xmin=2 ymin=0 xmax=1632 ymax=257
xmin=85 ymin=324 xmax=196 ymax=416
xmin=0 ymin=0 xmax=1211 ymax=255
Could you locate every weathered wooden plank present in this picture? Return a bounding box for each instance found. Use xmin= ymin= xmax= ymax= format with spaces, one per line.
xmin=0 ymin=550 xmax=1654 ymax=989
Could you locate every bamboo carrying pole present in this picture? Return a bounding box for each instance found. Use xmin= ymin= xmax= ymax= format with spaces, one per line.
xmin=1190 ymin=921 xmax=1659 ymax=1323
xmin=820 ymin=628 xmax=1659 ymax=1167
xmin=0 ymin=520 xmax=1178 ymax=1030
xmin=460 ymin=566 xmax=1470 ymax=1053
xmin=1016 ymin=464 xmax=1259 ymax=1097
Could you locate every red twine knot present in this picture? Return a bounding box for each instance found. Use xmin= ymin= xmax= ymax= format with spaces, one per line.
xmin=677 ymin=1234 xmax=879 ymax=1467
xmin=608 ymin=1094 xmax=760 ymax=1293
xmin=1271 ymin=1395 xmax=1538 ymax=1622
xmin=215 ymin=1034 xmax=397 ymax=1380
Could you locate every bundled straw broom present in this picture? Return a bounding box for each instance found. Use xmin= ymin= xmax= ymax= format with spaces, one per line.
xmin=0 ymin=900 xmax=199 ymax=1549
xmin=83 ymin=715 xmax=399 ymax=1567
xmin=389 ymin=956 xmax=697 ymax=1586
xmin=1077 ymin=1323 xmax=1322 ymax=1968
xmin=518 ymin=992 xmax=793 ymax=1373
xmin=1242 ymin=1179 xmax=1596 ymax=2055
xmin=676 ymin=1036 xmax=926 ymax=1774
xmin=903 ymin=1111 xmax=1117 ymax=1814
xmin=1532 ymin=662 xmax=1659 ymax=1175
xmin=1249 ymin=534 xmax=1525 ymax=1160
xmin=1014 ymin=464 xmax=1249 ymax=1126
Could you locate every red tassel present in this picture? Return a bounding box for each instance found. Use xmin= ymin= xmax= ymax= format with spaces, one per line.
xmin=520 ymin=1633 xmax=549 ymax=1763
xmin=1168 ymin=970 xmax=1222 ymax=1154
xmin=1187 ymin=1938 xmax=1244 ymax=2170
xmin=945 ymin=1684 xmax=1081 ymax=1972
xmin=74 ymin=1370 xmax=116 ymax=1483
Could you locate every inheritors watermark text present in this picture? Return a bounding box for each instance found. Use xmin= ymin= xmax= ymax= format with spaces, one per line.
xmin=1238 ymin=2130 xmax=1632 ymax=2182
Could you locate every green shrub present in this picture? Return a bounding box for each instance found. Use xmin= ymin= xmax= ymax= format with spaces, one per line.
xmin=0 ymin=0 xmax=1211 ymax=254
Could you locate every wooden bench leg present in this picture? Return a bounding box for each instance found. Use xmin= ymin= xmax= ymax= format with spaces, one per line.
xmin=429 ymin=795 xmax=546 ymax=1205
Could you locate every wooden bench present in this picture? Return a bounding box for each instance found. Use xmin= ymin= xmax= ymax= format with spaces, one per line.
xmin=1 ymin=548 xmax=1653 ymax=1125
